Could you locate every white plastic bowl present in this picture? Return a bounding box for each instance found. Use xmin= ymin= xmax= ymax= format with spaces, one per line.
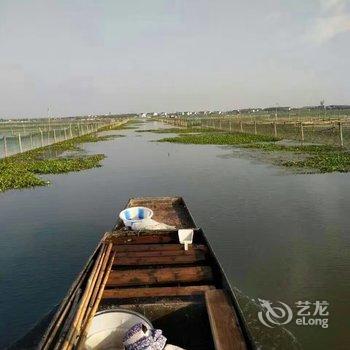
xmin=83 ymin=309 xmax=153 ymax=350
xmin=119 ymin=207 xmax=153 ymax=228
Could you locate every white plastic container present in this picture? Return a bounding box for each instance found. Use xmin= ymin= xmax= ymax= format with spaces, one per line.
xmin=178 ymin=229 xmax=194 ymax=250
xmin=83 ymin=309 xmax=153 ymax=350
xmin=119 ymin=207 xmax=153 ymax=228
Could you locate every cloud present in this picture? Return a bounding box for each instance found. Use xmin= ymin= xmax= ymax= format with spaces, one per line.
xmin=320 ymin=0 xmax=346 ymax=11
xmin=309 ymin=14 xmax=350 ymax=43
xmin=307 ymin=0 xmax=350 ymax=44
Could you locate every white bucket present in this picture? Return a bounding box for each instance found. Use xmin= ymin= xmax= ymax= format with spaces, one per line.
xmin=119 ymin=207 xmax=153 ymax=228
xmin=83 ymin=309 xmax=153 ymax=350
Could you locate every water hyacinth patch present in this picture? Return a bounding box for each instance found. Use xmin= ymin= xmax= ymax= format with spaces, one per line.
xmin=136 ymin=127 xmax=219 ymax=134
xmin=158 ymin=132 xmax=279 ymax=145
xmin=0 ymin=133 xmax=112 ymax=192
xmin=157 ymin=130 xmax=350 ymax=173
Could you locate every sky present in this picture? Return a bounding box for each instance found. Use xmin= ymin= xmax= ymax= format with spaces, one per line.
xmin=0 ymin=0 xmax=349 ymax=118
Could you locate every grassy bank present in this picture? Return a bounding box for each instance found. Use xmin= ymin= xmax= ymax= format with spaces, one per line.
xmin=98 ymin=119 xmax=139 ymax=131
xmin=0 ymin=133 xmax=117 ymax=192
xmin=157 ymin=131 xmax=350 ymax=173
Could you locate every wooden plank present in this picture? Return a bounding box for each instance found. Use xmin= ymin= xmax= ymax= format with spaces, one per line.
xmin=114 ymin=252 xmax=206 ymax=266
xmin=115 ymin=248 xmax=206 ymax=258
xmin=109 ymin=234 xmax=176 ymax=245
xmin=114 ymin=243 xmax=207 ymax=253
xmin=205 ymin=290 xmax=247 ymax=350
xmin=103 ymin=285 xmax=215 ymax=299
xmin=107 ymin=266 xmax=213 ymax=287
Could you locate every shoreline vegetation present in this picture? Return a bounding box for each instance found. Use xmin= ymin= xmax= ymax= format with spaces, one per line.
xmin=0 ymin=122 xmax=133 ymax=192
xmin=155 ymin=128 xmax=350 ymax=173
xmin=136 ymin=127 xmax=219 ymax=134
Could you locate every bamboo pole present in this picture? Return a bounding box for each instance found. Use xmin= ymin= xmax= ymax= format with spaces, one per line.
xmin=76 ymin=249 xmax=115 ymax=349
xmin=61 ymin=246 xmax=106 ymax=349
xmin=339 ymin=122 xmax=344 ymax=147
xmin=18 ymin=133 xmax=23 ymax=153
xmin=274 ymin=122 xmax=277 ymax=137
xmin=40 ymin=129 xmax=44 ymax=147
xmin=53 ymin=289 xmax=82 ymax=350
xmin=81 ymin=243 xmax=112 ymax=326
xmin=300 ymin=123 xmax=304 ymax=143
xmin=40 ymin=243 xmax=103 ymax=349
xmin=62 ymin=244 xmax=110 ymax=350
xmin=3 ymin=136 xmax=7 ymax=157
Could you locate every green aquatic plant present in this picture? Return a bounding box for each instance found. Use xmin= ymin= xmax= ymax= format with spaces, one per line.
xmin=158 ymin=132 xmax=279 ymax=145
xmin=136 ymin=127 xmax=218 ymax=134
xmin=241 ymin=142 xmax=350 ymax=172
xmin=283 ymin=150 xmax=350 ymax=173
xmin=157 ymin=130 xmax=350 ymax=173
xmin=0 ymin=133 xmax=114 ymax=192
xmin=242 ymin=143 xmax=338 ymax=153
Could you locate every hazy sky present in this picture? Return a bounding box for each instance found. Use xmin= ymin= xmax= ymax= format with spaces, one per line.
xmin=0 ymin=0 xmax=349 ymax=117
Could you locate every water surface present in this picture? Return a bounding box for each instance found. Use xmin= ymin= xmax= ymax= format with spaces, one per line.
xmin=0 ymin=121 xmax=349 ymax=349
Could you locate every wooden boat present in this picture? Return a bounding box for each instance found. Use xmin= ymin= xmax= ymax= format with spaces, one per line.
xmin=27 ymin=197 xmax=255 ymax=349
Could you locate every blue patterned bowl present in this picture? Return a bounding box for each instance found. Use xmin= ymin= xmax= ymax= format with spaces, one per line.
xmin=119 ymin=207 xmax=153 ymax=228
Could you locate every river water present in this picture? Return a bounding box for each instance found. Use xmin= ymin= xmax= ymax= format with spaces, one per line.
xmin=0 ymin=121 xmax=349 ymax=349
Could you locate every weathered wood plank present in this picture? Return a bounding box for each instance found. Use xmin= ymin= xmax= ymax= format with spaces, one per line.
xmin=107 ymin=266 xmax=213 ymax=287
xmin=205 ymin=290 xmax=247 ymax=350
xmin=115 ymin=248 xmax=207 ymax=258
xmin=114 ymin=252 xmax=206 ymax=266
xmin=109 ymin=234 xmax=176 ymax=245
xmin=113 ymin=244 xmax=207 ymax=253
xmin=103 ymin=285 xmax=215 ymax=299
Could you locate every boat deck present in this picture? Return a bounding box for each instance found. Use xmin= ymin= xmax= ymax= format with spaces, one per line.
xmin=101 ymin=197 xmax=247 ymax=350
xmin=37 ymin=197 xmax=250 ymax=350
xmin=114 ymin=196 xmax=196 ymax=230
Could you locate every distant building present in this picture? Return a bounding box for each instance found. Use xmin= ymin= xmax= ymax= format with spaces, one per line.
xmin=327 ymin=105 xmax=350 ymax=110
